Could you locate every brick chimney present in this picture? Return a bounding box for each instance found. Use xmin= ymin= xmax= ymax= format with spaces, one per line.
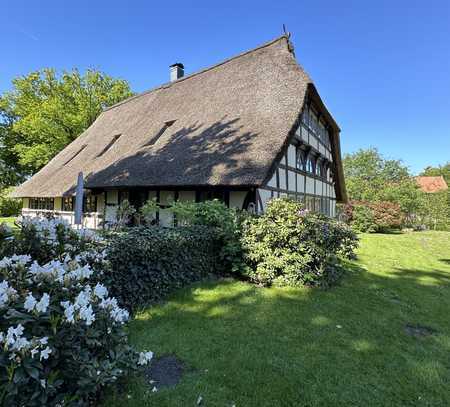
xmin=170 ymin=63 xmax=184 ymax=82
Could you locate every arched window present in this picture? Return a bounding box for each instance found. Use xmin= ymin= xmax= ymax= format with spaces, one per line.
xmin=302 ymin=108 xmax=307 ymax=126
xmin=316 ymin=160 xmax=323 ymax=177
xmin=324 ymin=129 xmax=330 ymax=148
xmin=296 ymin=149 xmax=306 ymax=171
xmin=306 ymin=156 xmax=315 ymax=174
xmin=328 ymin=168 xmax=334 ymax=182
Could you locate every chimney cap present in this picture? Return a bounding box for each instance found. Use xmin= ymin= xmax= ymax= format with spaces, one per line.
xmin=170 ymin=62 xmax=184 ymax=69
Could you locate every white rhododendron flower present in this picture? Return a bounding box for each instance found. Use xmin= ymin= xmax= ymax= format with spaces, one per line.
xmin=35 ymin=293 xmax=50 ymax=313
xmin=99 ymin=297 xmax=129 ymax=324
xmin=0 ymin=254 xmax=31 ymax=269
xmin=40 ymin=346 xmax=52 ymax=361
xmin=94 ymin=283 xmax=108 ymax=299
xmin=61 ymin=301 xmax=76 ymax=323
xmin=24 ymin=292 xmax=37 ymax=312
xmin=138 ymin=351 xmax=154 ymax=365
xmin=79 ymin=305 xmax=95 ymax=326
xmin=0 ymin=280 xmax=17 ymax=308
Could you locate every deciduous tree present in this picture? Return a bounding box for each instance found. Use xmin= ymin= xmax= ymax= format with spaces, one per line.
xmin=0 ymin=68 xmax=133 ymax=180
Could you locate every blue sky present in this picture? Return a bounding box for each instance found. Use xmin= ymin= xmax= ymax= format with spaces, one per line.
xmin=1 ymin=0 xmax=449 ymax=174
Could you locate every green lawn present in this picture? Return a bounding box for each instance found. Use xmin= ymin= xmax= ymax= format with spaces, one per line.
xmin=106 ymin=231 xmax=450 ymax=406
xmin=0 ymin=217 xmax=17 ymax=228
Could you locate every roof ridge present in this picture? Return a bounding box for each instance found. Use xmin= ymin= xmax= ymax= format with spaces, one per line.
xmin=103 ymin=35 xmax=290 ymax=113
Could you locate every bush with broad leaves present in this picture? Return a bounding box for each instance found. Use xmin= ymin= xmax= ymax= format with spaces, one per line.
xmin=0 ymin=218 xmax=153 ymax=406
xmin=343 ymin=200 xmax=403 ymax=232
xmin=241 ymin=198 xmax=359 ymax=287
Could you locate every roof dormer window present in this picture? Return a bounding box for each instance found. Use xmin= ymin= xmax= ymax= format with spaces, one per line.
xmin=97 ymin=134 xmax=121 ymax=158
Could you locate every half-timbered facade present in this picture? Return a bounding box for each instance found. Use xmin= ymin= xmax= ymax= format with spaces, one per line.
xmin=13 ymin=35 xmax=347 ymax=228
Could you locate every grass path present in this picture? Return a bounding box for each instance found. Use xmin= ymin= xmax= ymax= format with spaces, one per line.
xmin=106 ymin=231 xmax=450 ymax=406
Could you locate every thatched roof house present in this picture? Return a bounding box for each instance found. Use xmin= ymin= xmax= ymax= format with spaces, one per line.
xmin=14 ymin=35 xmax=347 ymax=228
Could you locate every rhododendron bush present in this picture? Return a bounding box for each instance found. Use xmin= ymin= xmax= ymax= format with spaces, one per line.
xmin=241 ymin=198 xmax=359 ymax=287
xmin=0 ymin=218 xmax=153 ymax=406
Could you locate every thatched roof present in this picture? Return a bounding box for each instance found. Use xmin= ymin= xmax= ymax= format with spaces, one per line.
xmin=416 ymin=176 xmax=448 ymax=193
xmin=13 ymin=35 xmax=347 ymax=202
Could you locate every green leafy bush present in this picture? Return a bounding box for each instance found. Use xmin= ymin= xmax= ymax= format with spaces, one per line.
xmin=0 ymin=187 xmax=21 ymax=217
xmin=0 ymin=218 xmax=153 ymax=406
xmin=106 ymin=226 xmax=221 ymax=311
xmin=241 ymin=198 xmax=358 ymax=287
xmin=170 ymin=200 xmax=245 ymax=273
xmin=348 ymin=204 xmax=377 ymax=233
xmin=417 ymin=191 xmax=450 ymax=231
xmin=114 ymin=200 xmax=136 ymax=230
xmin=344 ymin=201 xmax=403 ymax=232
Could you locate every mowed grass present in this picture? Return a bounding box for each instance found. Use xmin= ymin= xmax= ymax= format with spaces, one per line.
xmin=106 ymin=231 xmax=450 ymax=406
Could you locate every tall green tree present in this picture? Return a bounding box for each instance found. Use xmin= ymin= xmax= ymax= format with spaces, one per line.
xmin=0 ymin=68 xmax=133 ymax=180
xmin=419 ymin=162 xmax=450 ymax=230
xmin=343 ymin=148 xmax=422 ymax=218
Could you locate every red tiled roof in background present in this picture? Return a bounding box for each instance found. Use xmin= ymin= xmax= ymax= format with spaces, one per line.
xmin=416 ymin=176 xmax=448 ymax=193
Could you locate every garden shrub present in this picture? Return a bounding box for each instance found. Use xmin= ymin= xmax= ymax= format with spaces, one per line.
xmin=417 ymin=191 xmax=450 ymax=231
xmin=370 ymin=201 xmax=403 ymax=231
xmin=344 ymin=201 xmax=403 ymax=232
xmin=0 ymin=187 xmax=21 ymax=217
xmin=106 ymin=225 xmax=221 ymax=311
xmin=170 ymin=199 xmax=245 ymax=273
xmin=0 ymin=218 xmax=153 ymax=406
xmin=349 ymin=204 xmax=377 ymax=233
xmin=1 ymin=217 xmax=106 ymax=266
xmin=241 ymin=198 xmax=358 ymax=287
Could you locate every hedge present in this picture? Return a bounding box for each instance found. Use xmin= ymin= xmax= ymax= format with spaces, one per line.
xmin=105 ymin=226 xmax=221 ymax=311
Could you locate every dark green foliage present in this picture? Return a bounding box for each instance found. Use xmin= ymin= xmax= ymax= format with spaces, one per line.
xmin=241 ymin=198 xmax=358 ymax=287
xmin=170 ymin=200 xmax=245 ymax=273
xmin=106 ymin=226 xmax=221 ymax=311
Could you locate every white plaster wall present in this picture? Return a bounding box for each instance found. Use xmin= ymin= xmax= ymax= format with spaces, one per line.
xmin=331 ymin=200 xmax=336 ymax=217
xmin=316 ymin=180 xmax=324 ymax=196
xmin=305 ymin=176 xmax=315 ymax=194
xmin=178 ymin=191 xmax=195 ymax=201
xmin=105 ymin=190 xmax=119 ymax=223
xmin=288 ymin=170 xmax=296 ymax=193
xmin=229 ymin=191 xmax=247 ymax=209
xmin=310 ymin=134 xmax=319 ymax=150
xmin=301 ymin=126 xmax=308 ymax=141
xmin=97 ymin=194 xmax=105 ymax=215
xmin=159 ymin=191 xmax=174 ymax=227
xmin=297 ymin=174 xmax=305 ymax=193
xmin=257 ymin=188 xmax=272 ymax=211
xmin=287 ymin=144 xmax=296 ymax=167
xmin=279 ymin=168 xmax=287 ymax=190
xmin=267 ymin=173 xmax=277 ymax=188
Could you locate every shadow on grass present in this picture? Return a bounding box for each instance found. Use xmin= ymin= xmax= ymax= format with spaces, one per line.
xmin=124 ymin=259 xmax=450 ymax=406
